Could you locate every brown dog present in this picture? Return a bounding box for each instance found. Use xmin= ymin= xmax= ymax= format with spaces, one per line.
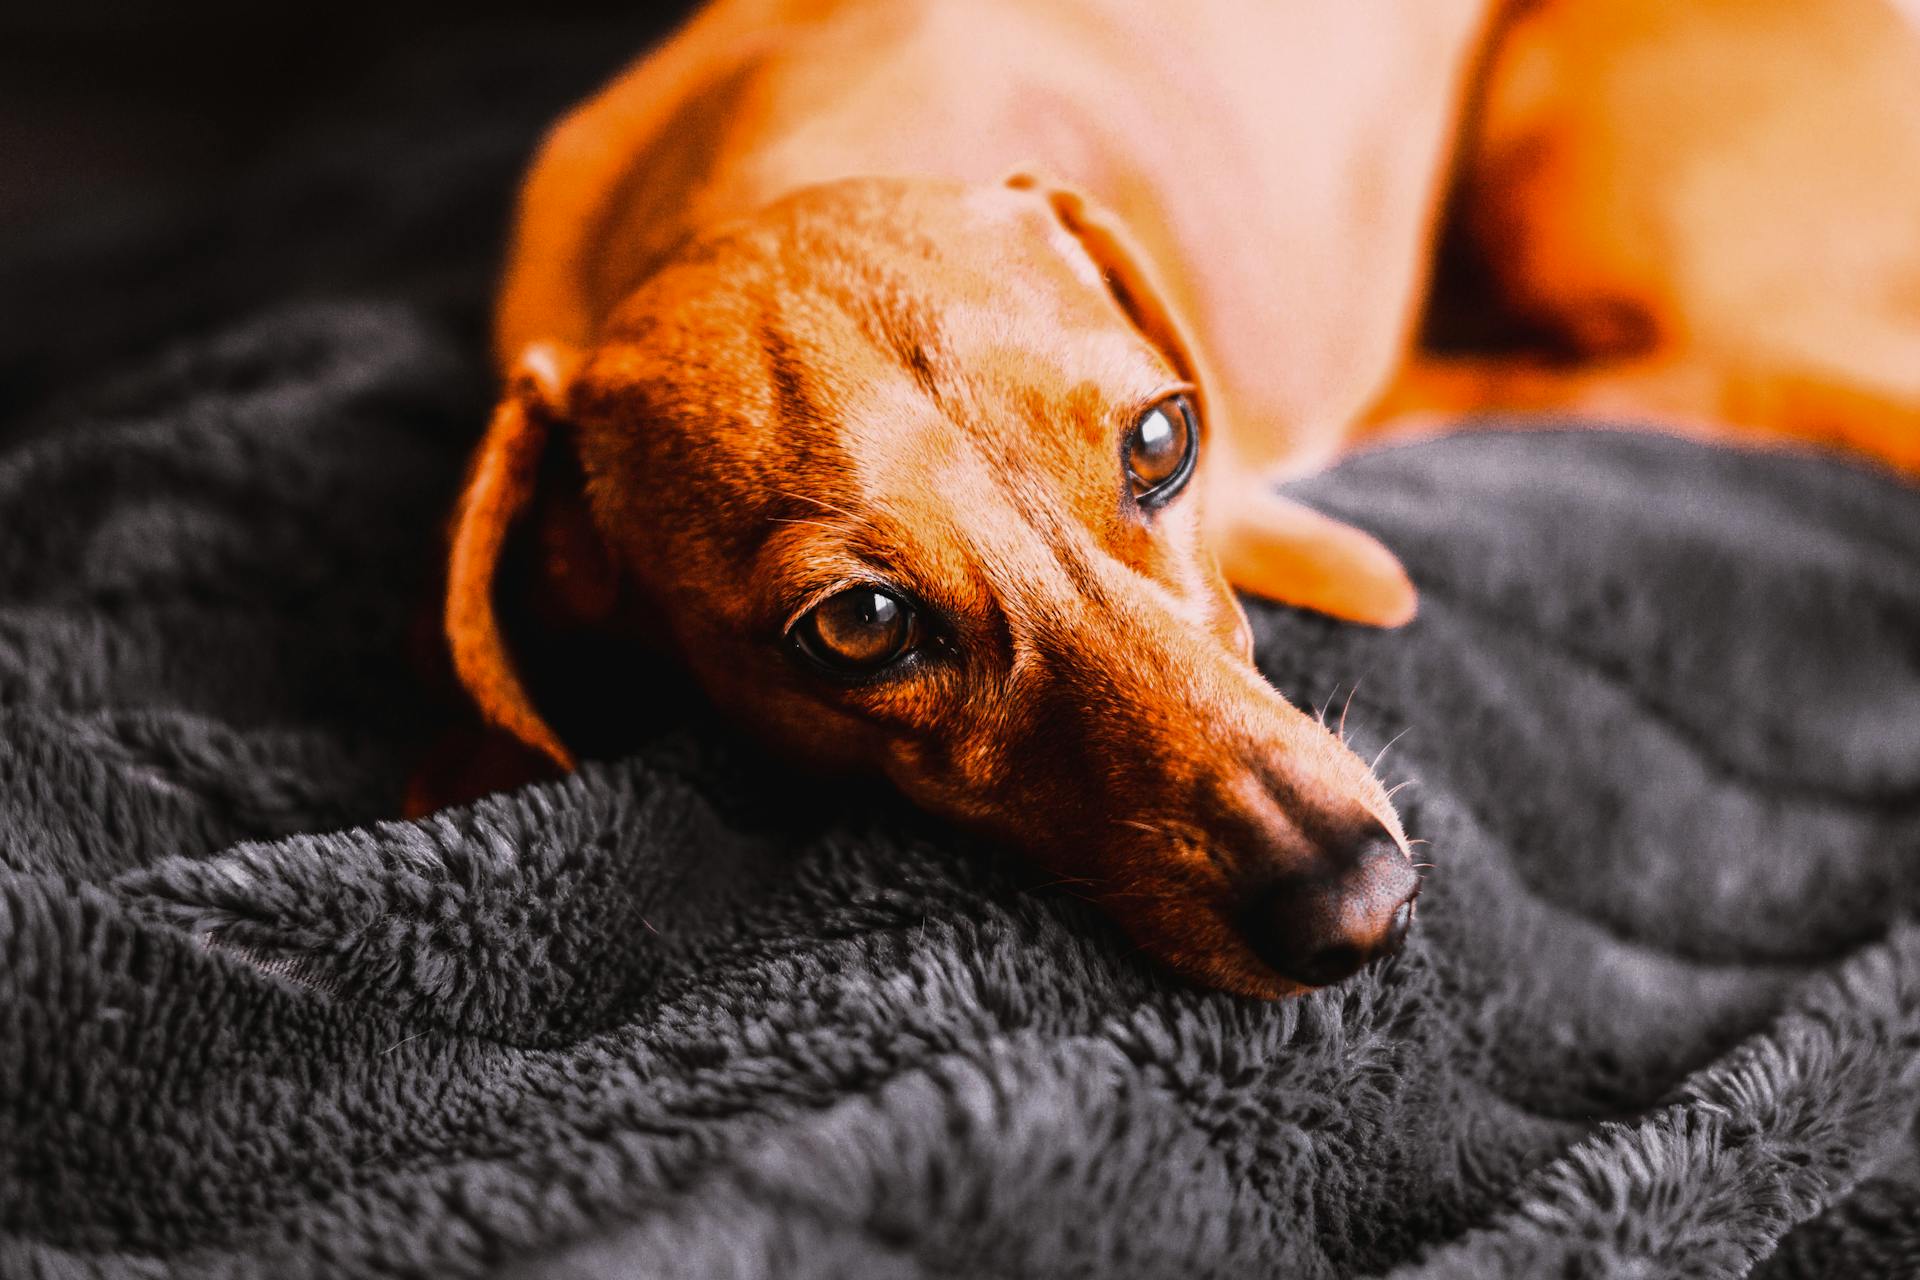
xmin=429 ymin=0 xmax=1920 ymax=998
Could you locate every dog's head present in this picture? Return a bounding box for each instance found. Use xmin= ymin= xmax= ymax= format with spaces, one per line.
xmin=447 ymin=175 xmax=1417 ymax=997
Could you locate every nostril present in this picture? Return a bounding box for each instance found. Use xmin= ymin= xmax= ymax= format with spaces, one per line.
xmin=1241 ymin=837 xmax=1420 ymax=988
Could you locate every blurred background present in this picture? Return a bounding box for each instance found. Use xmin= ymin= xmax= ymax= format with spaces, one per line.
xmin=0 ymin=1 xmax=699 ymax=429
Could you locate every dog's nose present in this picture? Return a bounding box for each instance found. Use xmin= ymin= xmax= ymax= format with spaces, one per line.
xmin=1241 ymin=836 xmax=1420 ymax=988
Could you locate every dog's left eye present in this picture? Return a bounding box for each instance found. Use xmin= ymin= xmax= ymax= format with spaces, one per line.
xmin=791 ymin=586 xmax=921 ymax=675
xmin=1126 ymin=393 xmax=1198 ymax=509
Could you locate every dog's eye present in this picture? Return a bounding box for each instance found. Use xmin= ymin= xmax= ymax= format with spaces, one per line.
xmin=791 ymin=586 xmax=920 ymax=674
xmin=1126 ymin=393 xmax=1198 ymax=508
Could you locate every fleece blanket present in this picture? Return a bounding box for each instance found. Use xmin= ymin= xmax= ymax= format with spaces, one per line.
xmin=5 ymin=15 xmax=1920 ymax=1280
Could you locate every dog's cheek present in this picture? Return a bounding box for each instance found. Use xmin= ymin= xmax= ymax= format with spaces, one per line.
xmin=1178 ymin=545 xmax=1254 ymax=661
xmin=869 ymin=715 xmax=1028 ymax=833
xmin=1181 ymin=515 xmax=1256 ymax=660
xmin=1127 ymin=501 xmax=1250 ymax=661
xmin=1208 ymin=586 xmax=1255 ymax=662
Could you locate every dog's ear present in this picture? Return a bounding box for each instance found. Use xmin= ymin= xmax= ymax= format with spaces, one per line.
xmin=1004 ymin=171 xmax=1209 ymax=397
xmin=445 ymin=343 xmax=616 ymax=771
xmin=1005 ymin=173 xmax=1417 ymax=627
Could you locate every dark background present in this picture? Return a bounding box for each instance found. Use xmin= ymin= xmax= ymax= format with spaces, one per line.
xmin=0 ymin=0 xmax=1531 ymax=438
xmin=0 ymin=1 xmax=699 ymax=428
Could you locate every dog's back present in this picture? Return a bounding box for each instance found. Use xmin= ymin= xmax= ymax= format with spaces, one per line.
xmin=497 ymin=0 xmax=1493 ymax=471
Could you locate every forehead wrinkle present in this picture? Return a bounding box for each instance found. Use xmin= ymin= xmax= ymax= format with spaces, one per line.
xmin=998 ymin=464 xmax=1112 ymax=605
xmin=830 ymin=265 xmax=951 ymax=406
xmin=881 ymin=361 xmax=1138 ymax=638
xmin=777 ymin=220 xmax=972 ymax=414
xmin=757 ymin=308 xmax=823 ymax=433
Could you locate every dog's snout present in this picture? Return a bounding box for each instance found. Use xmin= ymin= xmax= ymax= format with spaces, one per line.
xmin=1241 ymin=835 xmax=1419 ymax=988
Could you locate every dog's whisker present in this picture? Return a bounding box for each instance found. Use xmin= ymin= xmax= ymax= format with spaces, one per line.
xmin=768 ymin=516 xmax=845 ymax=534
xmin=1370 ymin=727 xmax=1412 ymax=775
xmin=1338 ymin=680 xmax=1362 ymax=744
xmin=1118 ymin=817 xmax=1213 ymax=849
xmin=772 ymin=487 xmax=862 ymax=522
xmin=1031 ymin=874 xmax=1102 ymax=889
xmin=1383 ymin=778 xmax=1419 ymax=801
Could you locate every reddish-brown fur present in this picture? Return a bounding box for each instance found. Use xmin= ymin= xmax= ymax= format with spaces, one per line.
xmin=426 ymin=0 xmax=1920 ymax=997
xmin=1369 ymin=0 xmax=1920 ymax=467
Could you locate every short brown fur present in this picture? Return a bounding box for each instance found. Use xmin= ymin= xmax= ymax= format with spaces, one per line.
xmin=428 ymin=0 xmax=1920 ymax=997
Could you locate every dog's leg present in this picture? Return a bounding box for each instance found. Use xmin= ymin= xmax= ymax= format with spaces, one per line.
xmin=1210 ymin=480 xmax=1418 ymax=627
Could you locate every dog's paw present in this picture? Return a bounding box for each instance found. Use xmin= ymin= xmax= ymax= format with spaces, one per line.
xmin=1212 ymin=488 xmax=1418 ymax=627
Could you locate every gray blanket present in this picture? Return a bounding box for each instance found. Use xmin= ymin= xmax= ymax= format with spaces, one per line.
xmin=4 ymin=12 xmax=1920 ymax=1275
xmin=2 ymin=296 xmax=1917 ymax=1278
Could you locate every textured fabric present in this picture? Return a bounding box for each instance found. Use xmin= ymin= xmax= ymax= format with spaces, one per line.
xmin=5 ymin=13 xmax=1920 ymax=1278
xmin=3 ymin=295 xmax=1917 ymax=1276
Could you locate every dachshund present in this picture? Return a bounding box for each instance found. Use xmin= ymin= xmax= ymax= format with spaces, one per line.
xmin=422 ymin=0 xmax=1920 ymax=998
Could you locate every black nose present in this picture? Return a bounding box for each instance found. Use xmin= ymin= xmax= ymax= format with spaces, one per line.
xmin=1241 ymin=836 xmax=1420 ymax=988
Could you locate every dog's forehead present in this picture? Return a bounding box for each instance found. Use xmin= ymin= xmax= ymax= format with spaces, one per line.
xmin=766 ymin=292 xmax=1173 ymax=571
xmin=591 ymin=191 xmax=1176 ymax=503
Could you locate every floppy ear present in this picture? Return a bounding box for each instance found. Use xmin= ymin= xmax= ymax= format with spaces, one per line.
xmin=1004 ymin=171 xmax=1210 ymax=403
xmin=1006 ymin=172 xmax=1417 ymax=628
xmin=445 ymin=344 xmax=606 ymax=771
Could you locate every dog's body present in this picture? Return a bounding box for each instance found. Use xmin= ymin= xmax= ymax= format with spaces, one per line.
xmin=1372 ymin=0 xmax=1920 ymax=471
xmin=500 ymin=0 xmax=1488 ymax=469
xmin=497 ymin=0 xmax=1499 ymax=625
xmin=434 ymin=0 xmax=1920 ymax=996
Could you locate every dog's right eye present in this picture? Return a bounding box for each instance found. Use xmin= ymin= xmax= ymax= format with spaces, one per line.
xmin=790 ymin=586 xmax=921 ymax=675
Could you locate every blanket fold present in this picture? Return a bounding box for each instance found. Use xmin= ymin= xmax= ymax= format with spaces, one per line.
xmin=3 ymin=17 xmax=1919 ymax=1267
xmin=3 ymin=300 xmax=1918 ymax=1278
